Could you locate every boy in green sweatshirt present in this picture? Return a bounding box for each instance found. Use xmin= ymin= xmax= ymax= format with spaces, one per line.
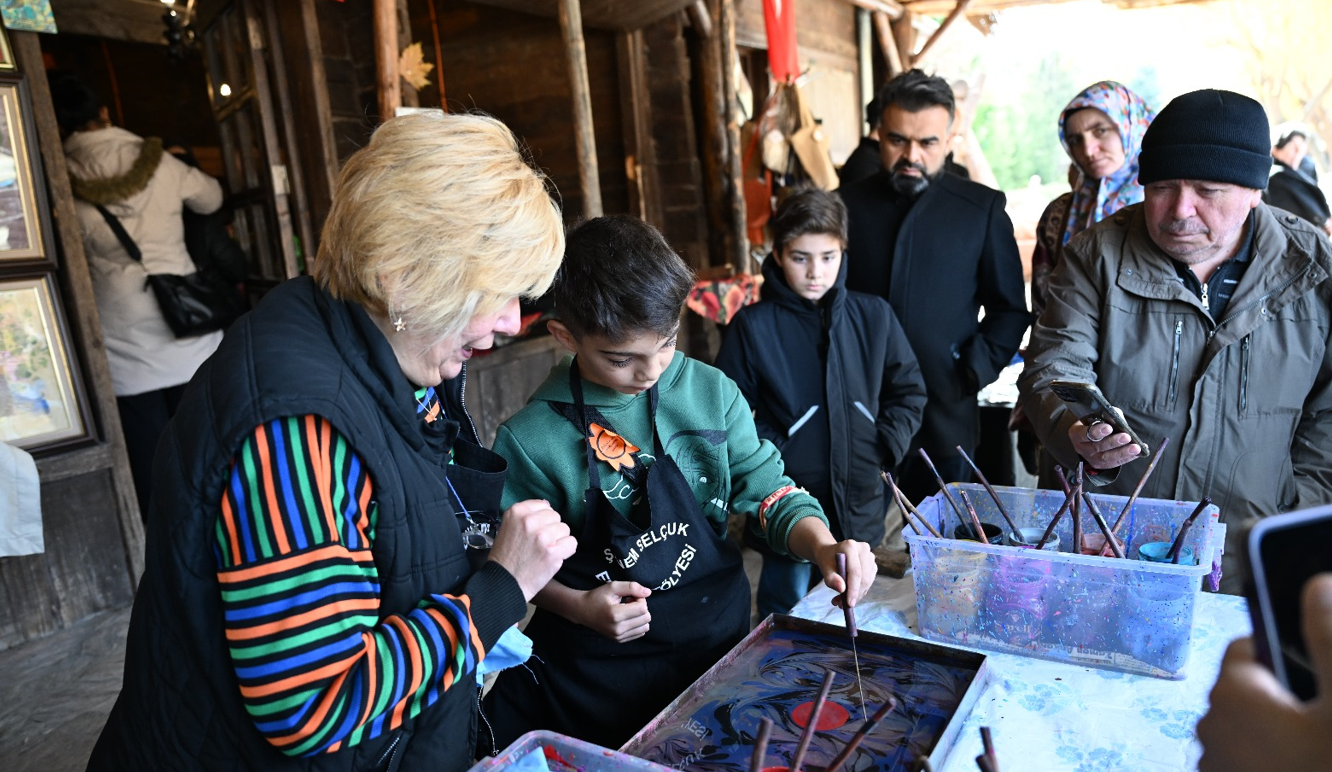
xmin=481 ymin=215 xmax=876 ymax=751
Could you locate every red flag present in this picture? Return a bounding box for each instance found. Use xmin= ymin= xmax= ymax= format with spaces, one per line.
xmin=762 ymin=0 xmax=799 ymax=83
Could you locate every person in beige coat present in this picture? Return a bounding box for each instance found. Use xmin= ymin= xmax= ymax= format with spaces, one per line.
xmin=52 ymin=74 xmax=225 ymax=518
xmin=1019 ymin=89 xmax=1332 ymax=592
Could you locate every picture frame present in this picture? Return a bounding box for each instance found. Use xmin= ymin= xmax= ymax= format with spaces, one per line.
xmin=0 ymin=26 xmax=13 ymax=71
xmin=0 ymin=73 xmax=53 ymax=266
xmin=0 ymin=274 xmax=92 ymax=452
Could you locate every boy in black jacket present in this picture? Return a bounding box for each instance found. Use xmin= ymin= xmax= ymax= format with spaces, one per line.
xmin=715 ymin=188 xmax=927 ymax=616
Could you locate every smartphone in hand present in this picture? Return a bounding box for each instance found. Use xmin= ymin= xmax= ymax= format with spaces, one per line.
xmin=1247 ymin=506 xmax=1332 ymax=701
xmin=1048 ymin=380 xmax=1151 ymax=457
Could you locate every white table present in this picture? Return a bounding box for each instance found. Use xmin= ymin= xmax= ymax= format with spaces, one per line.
xmin=790 ymin=574 xmax=1250 ymax=771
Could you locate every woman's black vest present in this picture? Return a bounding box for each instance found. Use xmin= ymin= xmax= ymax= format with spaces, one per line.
xmin=88 ymin=277 xmax=489 ymax=772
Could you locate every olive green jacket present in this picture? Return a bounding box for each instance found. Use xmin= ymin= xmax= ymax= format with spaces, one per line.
xmin=1019 ymin=202 xmax=1332 ymax=587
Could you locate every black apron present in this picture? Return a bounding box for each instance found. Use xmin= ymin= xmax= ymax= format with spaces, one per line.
xmin=483 ymin=360 xmax=750 ymax=751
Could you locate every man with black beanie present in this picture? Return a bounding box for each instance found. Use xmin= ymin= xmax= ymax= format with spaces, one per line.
xmin=1019 ymin=89 xmax=1332 ymax=592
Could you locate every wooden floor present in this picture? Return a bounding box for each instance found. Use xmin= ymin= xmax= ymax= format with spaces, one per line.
xmin=0 ymin=605 xmax=130 ymax=772
xmin=0 ymin=549 xmax=766 ymax=770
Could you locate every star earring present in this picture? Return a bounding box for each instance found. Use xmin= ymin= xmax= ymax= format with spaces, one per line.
xmin=393 ymin=317 xmax=406 ymax=332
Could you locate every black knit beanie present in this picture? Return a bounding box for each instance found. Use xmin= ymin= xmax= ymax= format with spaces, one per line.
xmin=1138 ymin=89 xmax=1271 ymax=190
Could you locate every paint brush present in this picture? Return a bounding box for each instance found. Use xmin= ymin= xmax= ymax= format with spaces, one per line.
xmin=958 ymin=490 xmax=990 ymax=544
xmin=956 ymin=445 xmax=1021 ymax=538
xmin=918 ymin=448 xmax=967 ymax=525
xmin=980 ymin=726 xmax=999 ymax=772
xmin=750 ymin=717 xmax=773 ymax=772
xmin=883 ymin=471 xmax=943 ymax=538
xmin=788 ymin=670 xmax=835 ymax=772
xmin=1081 ymin=491 xmax=1125 ymax=559
xmin=1071 ymin=463 xmax=1084 ymax=556
xmin=837 ymin=553 xmax=867 ymax=717
xmin=1168 ymin=496 xmax=1211 ymax=564
xmin=823 ymin=696 xmax=897 ymax=772
xmin=1107 ymin=436 xmax=1172 ymax=540
xmin=1034 ymin=487 xmax=1074 ymax=550
xmin=889 ymin=476 xmax=924 ymax=537
xmin=975 ymin=755 xmax=998 ymax=772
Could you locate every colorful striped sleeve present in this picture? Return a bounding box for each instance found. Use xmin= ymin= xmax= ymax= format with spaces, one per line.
xmin=215 ymin=415 xmax=486 ymax=757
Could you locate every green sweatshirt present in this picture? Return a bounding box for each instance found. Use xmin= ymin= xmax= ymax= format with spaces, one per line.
xmin=493 ymin=352 xmax=828 ymax=556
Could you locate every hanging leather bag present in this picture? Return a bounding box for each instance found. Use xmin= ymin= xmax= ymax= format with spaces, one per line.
xmin=94 ymin=204 xmax=246 ymax=338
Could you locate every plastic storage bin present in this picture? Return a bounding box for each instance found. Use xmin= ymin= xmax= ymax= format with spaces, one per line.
xmin=903 ymin=483 xmax=1224 ymax=679
xmin=469 ymin=730 xmax=675 ymax=772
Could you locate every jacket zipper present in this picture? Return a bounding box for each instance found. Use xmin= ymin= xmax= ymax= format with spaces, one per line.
xmin=1239 ymin=334 xmax=1251 ymax=414
xmin=373 ymin=733 xmax=402 ymax=772
xmin=1168 ymin=318 xmax=1183 ymax=405
xmin=458 ymin=362 xmax=481 ymax=445
xmin=1200 ymin=281 xmax=1210 ymax=312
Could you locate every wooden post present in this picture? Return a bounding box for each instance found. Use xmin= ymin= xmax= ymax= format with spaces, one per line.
xmin=719 ymin=0 xmax=748 ymax=269
xmin=558 ymin=0 xmax=603 ymax=219
xmin=373 ymin=0 xmax=400 ymax=122
xmin=696 ymin=0 xmax=731 ymax=269
xmin=892 ymin=11 xmax=914 ymax=71
xmin=616 ymin=30 xmax=662 ymax=227
xmin=872 ymin=11 xmax=903 ymax=77
xmin=427 ymin=0 xmax=447 ymax=108
xmin=396 ymin=0 xmax=419 ymax=108
xmin=912 ymin=0 xmax=973 ymax=67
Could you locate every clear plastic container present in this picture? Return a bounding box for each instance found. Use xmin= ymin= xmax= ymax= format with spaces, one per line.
xmin=469 ymin=730 xmax=676 ymax=772
xmin=903 ymin=483 xmax=1224 ymax=679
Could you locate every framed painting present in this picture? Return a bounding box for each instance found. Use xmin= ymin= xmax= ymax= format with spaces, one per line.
xmin=0 ymin=73 xmax=53 ymax=265
xmin=0 ymin=274 xmax=91 ymax=451
xmin=0 ymin=26 xmax=13 ymax=70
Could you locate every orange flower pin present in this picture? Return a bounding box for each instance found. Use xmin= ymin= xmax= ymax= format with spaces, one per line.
xmin=588 ymin=423 xmax=639 ymax=472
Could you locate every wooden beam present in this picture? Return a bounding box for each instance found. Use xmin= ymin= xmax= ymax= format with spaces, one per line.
xmin=274 ymin=0 xmax=338 ymax=242
xmin=427 ymin=0 xmax=447 ymax=108
xmin=373 ymin=0 xmax=400 ymax=122
xmin=872 ymin=11 xmax=904 ymax=77
xmin=891 ymin=11 xmax=914 ymax=71
xmin=696 ymin=0 xmax=730 ymax=267
xmin=12 ymin=30 xmax=146 ymax=581
xmin=686 ymin=0 xmax=713 ymax=38
xmin=912 ymin=0 xmax=974 ymax=66
xmin=49 ymin=0 xmax=168 ymax=45
xmin=719 ymin=0 xmax=748 ymax=269
xmin=261 ymin=0 xmax=316 ymax=269
xmin=558 ymin=0 xmax=603 ymax=219
xmin=616 ymin=30 xmax=662 ymax=227
xmin=843 ymin=0 xmax=905 ymax=20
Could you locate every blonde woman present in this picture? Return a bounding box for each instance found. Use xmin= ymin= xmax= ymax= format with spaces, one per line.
xmin=87 ymin=112 xmax=576 ymax=772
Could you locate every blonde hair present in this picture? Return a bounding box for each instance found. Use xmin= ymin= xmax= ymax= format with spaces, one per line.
xmin=313 ymin=111 xmax=563 ymax=342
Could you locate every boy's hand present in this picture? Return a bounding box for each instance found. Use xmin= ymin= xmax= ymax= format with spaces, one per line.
xmin=576 ymin=582 xmax=653 ymax=642
xmin=487 ymin=499 xmax=577 ymax=602
xmin=815 ymin=540 xmax=877 ymax=609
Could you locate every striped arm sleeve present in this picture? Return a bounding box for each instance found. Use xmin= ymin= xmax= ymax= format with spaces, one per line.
xmin=215 ymin=416 xmax=487 ymax=756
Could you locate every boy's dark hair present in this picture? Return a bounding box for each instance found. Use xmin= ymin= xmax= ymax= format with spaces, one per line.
xmin=877 ymin=69 xmax=955 ymax=125
xmin=553 ymin=214 xmax=694 ymax=342
xmin=865 ymin=96 xmax=882 ymax=131
xmin=771 ymin=188 xmax=848 ymax=256
xmin=1275 ymin=128 xmax=1308 ymax=150
xmin=49 ymin=73 xmax=104 ymax=136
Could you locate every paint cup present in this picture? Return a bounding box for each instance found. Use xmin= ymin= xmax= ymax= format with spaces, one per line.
xmin=1044 ymin=565 xmax=1120 ymax=652
xmin=1120 ymin=581 xmax=1191 ymax=671
xmin=1079 ymin=534 xmax=1107 ymax=556
xmin=1137 ymin=541 xmax=1196 ymax=565
xmin=984 ymin=558 xmax=1049 ymax=648
xmin=1006 ymin=527 xmax=1060 ymax=551
xmin=921 ymin=551 xmax=988 ymax=638
xmin=953 ymin=522 xmax=1003 ymax=543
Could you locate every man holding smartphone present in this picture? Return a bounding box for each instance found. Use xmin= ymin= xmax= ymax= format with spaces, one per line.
xmin=1018 ymin=89 xmax=1332 ymax=592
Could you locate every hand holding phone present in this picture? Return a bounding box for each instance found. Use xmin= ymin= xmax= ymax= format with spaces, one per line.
xmin=1247 ymin=506 xmax=1332 ymax=700
xmin=1048 ymin=380 xmax=1151 ymax=458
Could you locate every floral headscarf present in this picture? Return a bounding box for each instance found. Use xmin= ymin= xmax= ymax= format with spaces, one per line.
xmin=1058 ymin=81 xmax=1155 ymax=246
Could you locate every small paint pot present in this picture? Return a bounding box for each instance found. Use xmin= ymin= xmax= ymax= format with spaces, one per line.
xmin=1006 ymin=527 xmax=1059 ymax=551
xmin=1137 ymin=541 xmax=1196 ymax=565
xmin=1079 ymin=534 xmax=1107 ymax=556
xmin=953 ymin=522 xmax=1003 ymax=543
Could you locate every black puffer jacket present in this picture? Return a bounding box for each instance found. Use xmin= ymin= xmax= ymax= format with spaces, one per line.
xmin=715 ymin=253 xmax=926 ymax=545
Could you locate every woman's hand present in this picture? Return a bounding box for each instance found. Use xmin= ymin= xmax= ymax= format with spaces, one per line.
xmin=815 ymin=540 xmax=877 ymax=609
xmin=487 ymin=499 xmax=577 ymax=602
xmin=1196 ymin=573 xmax=1332 ymax=772
xmin=574 ymin=582 xmax=653 ymax=642
xmin=1068 ymin=417 xmax=1140 ymax=471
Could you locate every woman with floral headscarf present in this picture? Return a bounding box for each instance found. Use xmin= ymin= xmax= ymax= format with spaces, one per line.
xmin=1030 ymin=81 xmax=1155 ymax=320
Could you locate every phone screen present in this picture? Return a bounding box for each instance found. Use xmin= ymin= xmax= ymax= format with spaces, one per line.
xmin=1254 ymin=510 xmax=1332 ymax=700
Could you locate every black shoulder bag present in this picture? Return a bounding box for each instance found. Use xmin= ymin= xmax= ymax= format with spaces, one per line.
xmin=94 ymin=204 xmax=247 ymax=338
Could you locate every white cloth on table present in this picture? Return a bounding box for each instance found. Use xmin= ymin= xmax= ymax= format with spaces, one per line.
xmin=0 ymin=440 xmax=41 ymax=556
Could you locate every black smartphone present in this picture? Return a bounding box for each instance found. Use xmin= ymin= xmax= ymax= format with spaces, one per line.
xmin=1247 ymin=506 xmax=1332 ymax=700
xmin=1048 ymin=380 xmax=1151 ymax=457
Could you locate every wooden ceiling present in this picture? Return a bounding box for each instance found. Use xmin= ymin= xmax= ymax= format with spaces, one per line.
xmin=465 ymin=0 xmax=703 ymax=31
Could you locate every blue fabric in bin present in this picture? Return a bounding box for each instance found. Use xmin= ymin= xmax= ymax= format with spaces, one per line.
xmin=509 ymin=747 xmax=549 ymax=772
